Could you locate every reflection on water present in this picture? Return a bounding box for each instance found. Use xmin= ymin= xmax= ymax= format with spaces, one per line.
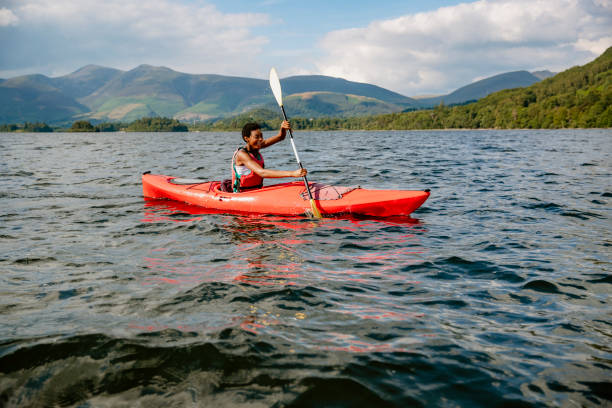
xmin=141 ymin=198 xmax=427 ymax=291
xmin=138 ymin=199 xmax=431 ymax=341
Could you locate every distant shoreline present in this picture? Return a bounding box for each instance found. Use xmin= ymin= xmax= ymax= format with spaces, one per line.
xmin=2 ymin=127 xmax=610 ymax=134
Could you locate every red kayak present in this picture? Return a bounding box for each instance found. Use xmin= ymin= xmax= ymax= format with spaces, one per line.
xmin=142 ymin=173 xmax=430 ymax=217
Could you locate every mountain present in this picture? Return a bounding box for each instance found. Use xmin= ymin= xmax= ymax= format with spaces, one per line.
xmin=461 ymin=48 xmax=612 ymax=128
xmin=81 ymin=66 xmax=418 ymax=122
xmin=0 ymin=74 xmax=90 ymax=123
xmin=531 ymin=70 xmax=556 ymax=80
xmin=282 ymin=76 xmax=413 ymax=106
xmin=52 ymin=65 xmax=123 ymax=98
xmin=274 ymin=91 xmax=410 ymax=118
xmin=418 ymin=71 xmax=542 ymax=107
xmin=0 ymin=65 xmax=418 ymax=124
xmin=0 ymin=62 xmax=569 ymax=125
xmin=77 ymin=65 xmax=273 ymax=122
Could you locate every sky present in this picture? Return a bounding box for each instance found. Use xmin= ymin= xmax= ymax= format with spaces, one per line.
xmin=0 ymin=0 xmax=610 ymax=95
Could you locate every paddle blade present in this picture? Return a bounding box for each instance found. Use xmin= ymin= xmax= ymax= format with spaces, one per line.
xmin=310 ymin=199 xmax=323 ymax=219
xmin=269 ymin=67 xmax=283 ymax=107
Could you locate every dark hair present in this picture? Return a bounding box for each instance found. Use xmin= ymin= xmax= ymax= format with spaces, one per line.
xmin=242 ymin=122 xmax=261 ymax=141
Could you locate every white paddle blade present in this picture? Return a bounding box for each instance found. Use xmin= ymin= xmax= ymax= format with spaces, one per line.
xmin=269 ymin=67 xmax=283 ymax=107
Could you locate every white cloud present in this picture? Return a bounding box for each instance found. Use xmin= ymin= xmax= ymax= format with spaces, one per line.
xmin=0 ymin=7 xmax=19 ymax=26
xmin=315 ymin=0 xmax=612 ymax=95
xmin=1 ymin=0 xmax=270 ymax=77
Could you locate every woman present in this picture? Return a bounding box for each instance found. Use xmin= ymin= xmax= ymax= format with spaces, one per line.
xmin=232 ymin=121 xmax=306 ymax=192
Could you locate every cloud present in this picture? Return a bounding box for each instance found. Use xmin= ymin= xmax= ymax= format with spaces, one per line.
xmin=0 ymin=0 xmax=270 ymax=77
xmin=315 ymin=0 xmax=612 ymax=95
xmin=0 ymin=7 xmax=19 ymax=26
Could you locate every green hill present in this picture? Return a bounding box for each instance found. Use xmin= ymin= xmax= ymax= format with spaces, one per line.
xmin=193 ymin=92 xmax=411 ymax=130
xmin=418 ymin=71 xmax=542 ymax=107
xmin=447 ymin=47 xmax=612 ymax=128
xmin=279 ymin=92 xmax=407 ymax=117
xmin=0 ymin=74 xmax=89 ymax=123
xmin=531 ymin=70 xmax=556 ymax=80
xmin=193 ymin=108 xmax=283 ymax=131
xmin=80 ymin=66 xmax=417 ymax=122
xmin=104 ymin=67 xmax=281 ymax=122
xmin=282 ymin=75 xmax=416 ymax=106
xmin=52 ymin=65 xmax=123 ymax=98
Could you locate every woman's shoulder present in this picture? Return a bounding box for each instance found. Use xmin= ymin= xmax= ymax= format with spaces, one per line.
xmin=234 ymin=147 xmax=249 ymax=156
xmin=235 ymin=147 xmax=250 ymax=157
xmin=239 ymin=148 xmax=263 ymax=158
xmin=234 ymin=147 xmax=258 ymax=163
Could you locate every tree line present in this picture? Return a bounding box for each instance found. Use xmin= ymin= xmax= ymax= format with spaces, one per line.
xmin=67 ymin=117 xmax=187 ymax=132
xmin=0 ymin=117 xmax=188 ymax=133
xmin=0 ymin=122 xmax=53 ymax=132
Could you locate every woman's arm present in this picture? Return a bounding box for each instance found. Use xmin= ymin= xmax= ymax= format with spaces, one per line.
xmin=260 ymin=120 xmax=290 ymax=149
xmin=236 ymin=150 xmax=306 ymax=178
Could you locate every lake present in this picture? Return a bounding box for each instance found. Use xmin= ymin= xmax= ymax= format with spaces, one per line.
xmin=1 ymin=129 xmax=610 ymax=407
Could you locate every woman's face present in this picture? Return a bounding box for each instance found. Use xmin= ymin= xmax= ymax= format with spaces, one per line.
xmin=245 ymin=129 xmax=264 ymax=149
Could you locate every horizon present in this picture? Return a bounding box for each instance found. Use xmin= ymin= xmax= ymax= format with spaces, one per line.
xmin=1 ymin=0 xmax=610 ymax=96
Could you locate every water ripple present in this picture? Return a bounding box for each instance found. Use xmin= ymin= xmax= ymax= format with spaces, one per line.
xmin=1 ymin=129 xmax=611 ymax=406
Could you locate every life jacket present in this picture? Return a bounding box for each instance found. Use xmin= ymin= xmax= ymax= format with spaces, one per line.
xmin=232 ymin=147 xmax=264 ymax=192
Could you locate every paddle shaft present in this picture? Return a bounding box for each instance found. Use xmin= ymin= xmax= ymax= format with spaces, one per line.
xmin=280 ymin=105 xmax=316 ymax=202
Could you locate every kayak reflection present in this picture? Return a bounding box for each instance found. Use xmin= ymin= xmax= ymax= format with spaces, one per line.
xmin=140 ymin=198 xmax=427 ymax=288
xmin=134 ymin=199 xmax=430 ymax=344
xmin=142 ymin=197 xmax=424 ymax=225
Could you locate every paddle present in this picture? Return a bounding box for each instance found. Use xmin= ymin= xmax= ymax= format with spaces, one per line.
xmin=269 ymin=67 xmax=323 ymax=219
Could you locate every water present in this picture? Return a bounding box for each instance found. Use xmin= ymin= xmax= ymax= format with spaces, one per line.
xmin=1 ymin=129 xmax=610 ymax=407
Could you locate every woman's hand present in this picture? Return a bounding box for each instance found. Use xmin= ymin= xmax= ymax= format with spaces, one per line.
xmin=280 ymin=120 xmax=291 ymax=137
xmin=292 ymin=168 xmax=307 ymax=178
xmin=265 ymin=120 xmax=292 ymax=146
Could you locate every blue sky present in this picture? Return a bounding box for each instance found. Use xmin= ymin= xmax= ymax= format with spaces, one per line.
xmin=215 ymin=1 xmax=464 ymax=72
xmin=1 ymin=0 xmax=610 ymax=95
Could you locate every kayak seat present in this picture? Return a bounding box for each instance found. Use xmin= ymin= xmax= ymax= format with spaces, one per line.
xmin=219 ymin=179 xmax=233 ymax=192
